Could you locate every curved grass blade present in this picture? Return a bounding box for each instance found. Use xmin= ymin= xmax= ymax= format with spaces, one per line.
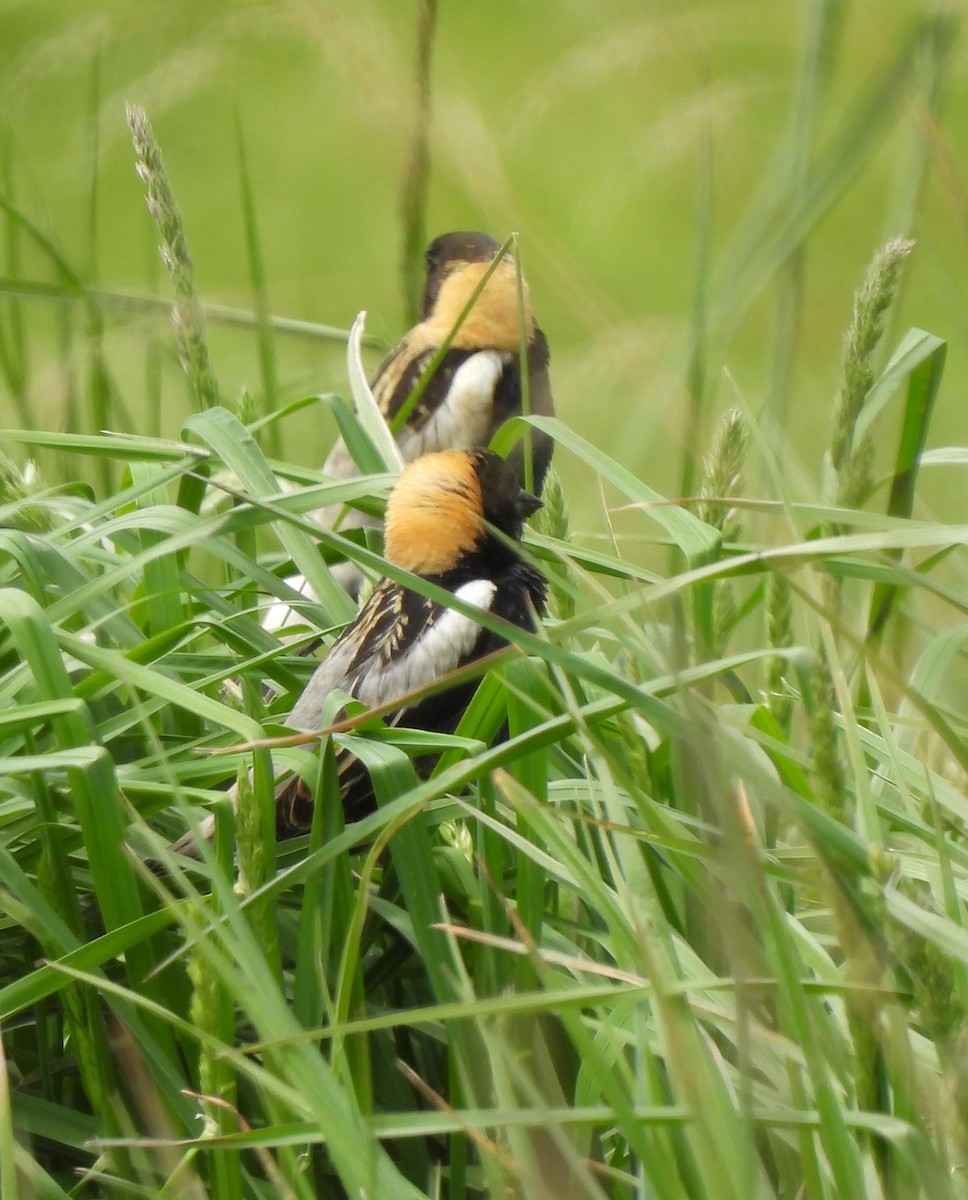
xmin=494 ymin=415 xmax=720 ymax=564
xmin=346 ymin=313 xmax=406 ymax=473
xmin=184 ymin=405 xmax=354 ymax=623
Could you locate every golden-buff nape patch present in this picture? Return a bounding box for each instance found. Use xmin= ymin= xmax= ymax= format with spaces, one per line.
xmin=425 ymin=258 xmax=533 ymax=352
xmin=384 ymin=451 xmax=484 ymax=575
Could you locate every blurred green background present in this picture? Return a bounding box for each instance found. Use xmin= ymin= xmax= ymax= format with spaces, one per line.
xmin=2 ymin=0 xmax=966 ymax=529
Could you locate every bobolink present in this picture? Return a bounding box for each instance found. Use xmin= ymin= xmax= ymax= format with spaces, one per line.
xmin=325 ymin=230 xmax=554 ymax=489
xmin=276 ymin=446 xmax=546 ymax=837
xmin=176 ymin=448 xmax=545 ymax=852
xmin=261 ymin=232 xmax=554 ymax=622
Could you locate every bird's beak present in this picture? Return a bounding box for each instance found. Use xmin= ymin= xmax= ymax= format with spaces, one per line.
xmin=517 ymin=489 xmax=543 ymax=519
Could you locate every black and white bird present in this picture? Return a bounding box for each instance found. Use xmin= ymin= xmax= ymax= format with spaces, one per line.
xmin=175 ymin=448 xmax=546 ymax=852
xmin=275 ymin=447 xmax=546 ymax=837
xmin=323 ymin=230 xmax=554 ymax=486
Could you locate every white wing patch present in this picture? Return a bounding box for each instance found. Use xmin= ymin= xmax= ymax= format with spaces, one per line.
xmin=262 ymin=572 xmax=317 ymax=635
xmin=355 ymin=579 xmax=497 ymax=706
xmin=397 ymin=350 xmax=509 ymax=456
xmin=287 ymin=579 xmax=497 ymax=732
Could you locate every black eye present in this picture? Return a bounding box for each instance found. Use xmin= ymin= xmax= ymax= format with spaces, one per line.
xmin=425 ymin=241 xmax=445 ymax=272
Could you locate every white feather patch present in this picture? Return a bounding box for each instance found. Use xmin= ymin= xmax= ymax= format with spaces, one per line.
xmin=397 ymin=350 xmax=508 ymax=457
xmin=262 ymin=572 xmax=317 ymax=635
xmin=355 ymin=578 xmax=497 ymax=706
xmin=287 ymin=579 xmax=500 ymax=733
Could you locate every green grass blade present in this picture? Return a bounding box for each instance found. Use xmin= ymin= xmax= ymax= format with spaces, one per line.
xmin=866 ymin=335 xmax=946 ymax=643
xmin=183 ymin=405 xmax=354 ymax=624
xmin=234 ymin=114 xmax=280 ymax=459
xmin=345 ymin=311 xmax=405 ymax=472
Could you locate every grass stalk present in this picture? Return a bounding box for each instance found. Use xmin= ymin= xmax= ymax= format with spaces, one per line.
xmin=126 ymin=103 xmax=220 ymax=412
xmin=399 ymin=0 xmax=439 ymax=323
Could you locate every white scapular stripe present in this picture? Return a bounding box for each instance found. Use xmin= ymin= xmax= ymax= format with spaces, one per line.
xmin=262 ymin=572 xmax=318 ymax=635
xmin=397 ymin=350 xmax=508 ymax=457
xmin=355 ymin=578 xmax=497 ymax=706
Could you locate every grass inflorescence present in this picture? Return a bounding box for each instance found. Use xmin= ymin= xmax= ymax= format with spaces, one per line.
xmin=126 ymin=102 xmax=220 ymax=413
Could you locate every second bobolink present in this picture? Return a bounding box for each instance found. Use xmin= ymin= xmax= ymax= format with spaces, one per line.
xmin=175 ymin=449 xmax=545 ymax=853
xmin=275 ymin=447 xmax=546 ymax=837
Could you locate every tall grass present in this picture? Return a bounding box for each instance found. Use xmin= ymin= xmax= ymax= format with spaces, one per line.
xmin=1 ymin=239 xmax=967 ymax=1196
xmin=2 ymin=7 xmax=968 ymax=1198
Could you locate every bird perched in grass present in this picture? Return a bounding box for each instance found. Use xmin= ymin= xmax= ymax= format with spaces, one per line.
xmin=266 ymin=232 xmax=554 ymax=629
xmin=276 ymin=447 xmax=546 ymax=837
xmin=175 ymin=448 xmax=545 ymax=853
xmin=326 ymin=230 xmax=554 ymax=490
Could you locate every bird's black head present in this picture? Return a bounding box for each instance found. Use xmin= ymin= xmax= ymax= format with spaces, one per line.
xmin=474 ymin=449 xmax=543 ymax=542
xmin=420 ymin=231 xmax=504 ymax=319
